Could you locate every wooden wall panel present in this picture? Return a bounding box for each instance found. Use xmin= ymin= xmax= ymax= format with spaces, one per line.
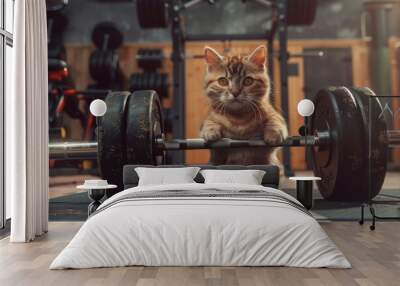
xmin=66 ymin=46 xmax=94 ymax=90
xmin=65 ymin=39 xmax=371 ymax=170
xmin=351 ymin=43 xmax=371 ymax=87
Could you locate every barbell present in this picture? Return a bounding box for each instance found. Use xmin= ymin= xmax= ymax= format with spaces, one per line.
xmin=49 ymin=87 xmax=393 ymax=203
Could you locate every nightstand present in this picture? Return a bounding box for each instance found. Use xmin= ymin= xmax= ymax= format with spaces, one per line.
xmin=77 ymin=180 xmax=117 ymax=216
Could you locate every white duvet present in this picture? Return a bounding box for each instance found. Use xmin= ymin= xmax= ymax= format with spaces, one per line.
xmin=50 ymin=183 xmax=351 ymax=269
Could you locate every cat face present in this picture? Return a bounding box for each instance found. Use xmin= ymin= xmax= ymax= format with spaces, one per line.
xmin=204 ymin=45 xmax=270 ymax=116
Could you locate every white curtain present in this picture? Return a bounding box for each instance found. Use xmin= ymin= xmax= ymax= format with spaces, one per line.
xmin=7 ymin=0 xmax=49 ymax=242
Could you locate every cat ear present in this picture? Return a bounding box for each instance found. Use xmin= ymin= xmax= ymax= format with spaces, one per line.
xmin=248 ymin=45 xmax=266 ymax=69
xmin=204 ymin=46 xmax=224 ymax=68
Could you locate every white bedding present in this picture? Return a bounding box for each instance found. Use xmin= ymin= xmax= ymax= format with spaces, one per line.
xmin=50 ymin=183 xmax=351 ymax=269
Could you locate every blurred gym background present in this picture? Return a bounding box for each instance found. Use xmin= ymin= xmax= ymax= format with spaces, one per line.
xmin=47 ymin=0 xmax=400 ymax=219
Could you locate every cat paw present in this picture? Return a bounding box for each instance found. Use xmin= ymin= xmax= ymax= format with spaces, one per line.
xmin=200 ymin=127 xmax=222 ymax=142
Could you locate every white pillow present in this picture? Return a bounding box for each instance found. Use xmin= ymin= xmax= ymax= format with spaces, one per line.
xmin=200 ymin=169 xmax=266 ymax=185
xmin=135 ymin=167 xmax=201 ymax=186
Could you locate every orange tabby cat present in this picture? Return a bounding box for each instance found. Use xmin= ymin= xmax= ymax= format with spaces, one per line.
xmin=200 ymin=45 xmax=288 ymax=169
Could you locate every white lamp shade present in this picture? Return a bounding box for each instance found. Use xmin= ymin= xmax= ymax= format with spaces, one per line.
xmin=90 ymin=99 xmax=107 ymax=117
xmin=297 ymin=99 xmax=315 ymax=117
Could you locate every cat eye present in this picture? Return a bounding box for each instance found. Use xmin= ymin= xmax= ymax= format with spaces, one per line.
xmin=218 ymin=77 xmax=229 ymax=86
xmin=243 ymin=77 xmax=254 ymax=86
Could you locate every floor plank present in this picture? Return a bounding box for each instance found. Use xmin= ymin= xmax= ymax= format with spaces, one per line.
xmin=1 ymin=222 xmax=400 ymax=286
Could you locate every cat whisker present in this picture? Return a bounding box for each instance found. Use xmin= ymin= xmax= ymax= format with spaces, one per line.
xmin=218 ymin=103 xmax=225 ymax=115
xmin=220 ymin=103 xmax=227 ymax=116
xmin=247 ymin=102 xmax=258 ymax=121
xmin=250 ymin=103 xmax=260 ymax=122
xmin=247 ymin=100 xmax=262 ymax=121
xmin=215 ymin=102 xmax=226 ymax=116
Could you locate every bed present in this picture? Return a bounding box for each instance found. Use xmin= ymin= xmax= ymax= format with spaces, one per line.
xmin=50 ymin=165 xmax=350 ymax=269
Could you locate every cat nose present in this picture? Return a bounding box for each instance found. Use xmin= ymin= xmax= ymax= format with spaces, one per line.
xmin=232 ymin=92 xmax=240 ymax=98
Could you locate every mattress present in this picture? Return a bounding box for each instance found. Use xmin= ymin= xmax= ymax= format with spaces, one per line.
xmin=50 ymin=183 xmax=351 ymax=269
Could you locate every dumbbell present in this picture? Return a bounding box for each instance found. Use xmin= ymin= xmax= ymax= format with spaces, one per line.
xmin=89 ymin=22 xmax=123 ymax=85
xmin=49 ymin=86 xmax=391 ymax=204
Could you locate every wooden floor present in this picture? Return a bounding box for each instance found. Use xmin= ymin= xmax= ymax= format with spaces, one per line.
xmin=1 ymin=222 xmax=400 ymax=286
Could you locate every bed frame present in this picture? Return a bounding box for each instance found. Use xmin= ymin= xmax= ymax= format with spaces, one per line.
xmin=123 ymin=165 xmax=280 ymax=189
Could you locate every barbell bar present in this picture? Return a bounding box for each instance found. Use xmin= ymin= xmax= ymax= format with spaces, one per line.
xmin=49 ymin=135 xmax=321 ymax=160
xmin=48 ymin=87 xmax=392 ymax=203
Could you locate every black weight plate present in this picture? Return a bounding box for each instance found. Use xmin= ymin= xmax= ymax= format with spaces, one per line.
xmin=125 ymin=90 xmax=165 ymax=165
xmin=134 ymin=74 xmax=140 ymax=90
xmin=89 ymin=50 xmax=99 ymax=80
xmin=136 ymin=49 xmax=143 ymax=69
xmin=111 ymin=51 xmax=119 ymax=82
xmin=161 ymin=73 xmax=169 ymax=98
xmin=137 ymin=48 xmax=163 ymax=72
xmin=154 ymin=73 xmax=161 ymax=95
xmin=143 ymin=73 xmax=149 ymax=90
xmin=163 ymin=108 xmax=173 ymax=133
xmin=287 ymin=0 xmax=318 ymax=26
xmin=311 ymin=87 xmax=368 ymax=202
xmin=98 ymin=91 xmax=131 ymax=189
xmin=98 ymin=50 xmax=106 ymax=80
xmin=136 ymin=0 xmax=168 ymax=28
xmin=350 ymin=87 xmax=388 ymax=201
xmin=105 ymin=50 xmax=115 ymax=83
xmin=98 ymin=50 xmax=105 ymax=81
xmin=89 ymin=50 xmax=104 ymax=82
xmin=92 ymin=21 xmax=123 ymax=50
xmin=140 ymin=73 xmax=146 ymax=89
xmin=133 ymin=74 xmax=139 ymax=90
xmin=136 ymin=73 xmax=143 ymax=89
xmin=148 ymin=73 xmax=155 ymax=90
xmin=149 ymin=73 xmax=154 ymax=89
xmin=145 ymin=73 xmax=150 ymax=90
xmin=105 ymin=50 xmax=113 ymax=81
xmin=129 ymin=73 xmax=141 ymax=92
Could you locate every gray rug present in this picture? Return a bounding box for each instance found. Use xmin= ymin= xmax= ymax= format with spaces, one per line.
xmin=49 ymin=189 xmax=400 ymax=221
